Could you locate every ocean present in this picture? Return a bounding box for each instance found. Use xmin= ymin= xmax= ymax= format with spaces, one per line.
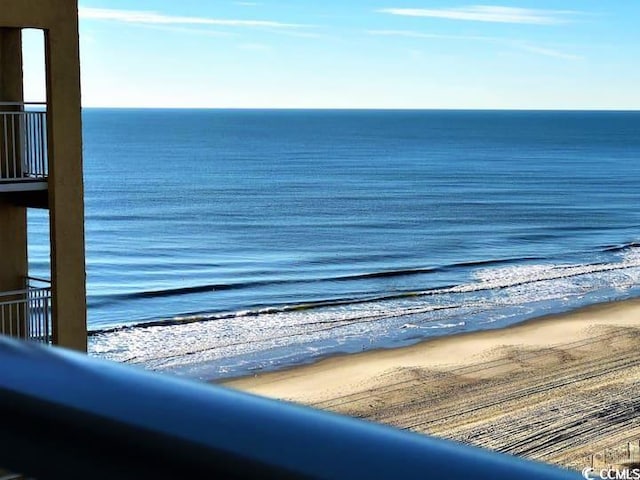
xmin=27 ymin=109 xmax=640 ymax=380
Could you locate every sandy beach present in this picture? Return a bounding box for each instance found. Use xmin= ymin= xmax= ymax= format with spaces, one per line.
xmin=225 ymin=299 xmax=640 ymax=469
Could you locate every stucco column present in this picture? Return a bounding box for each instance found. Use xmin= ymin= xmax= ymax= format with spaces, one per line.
xmin=0 ymin=27 xmax=28 ymax=337
xmin=45 ymin=11 xmax=87 ymax=351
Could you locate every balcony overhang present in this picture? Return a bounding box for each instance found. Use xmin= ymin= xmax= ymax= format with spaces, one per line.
xmin=0 ymin=178 xmax=47 ymax=192
xmin=0 ymin=181 xmax=48 ymax=208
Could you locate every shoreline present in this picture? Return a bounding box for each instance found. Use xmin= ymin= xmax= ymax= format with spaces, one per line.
xmin=224 ymin=297 xmax=640 ymax=468
xmin=222 ymin=297 xmax=640 ymax=395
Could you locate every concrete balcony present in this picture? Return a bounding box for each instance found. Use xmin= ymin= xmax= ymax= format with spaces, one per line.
xmin=0 ymin=277 xmax=51 ymax=343
xmin=0 ymin=102 xmax=48 ymax=206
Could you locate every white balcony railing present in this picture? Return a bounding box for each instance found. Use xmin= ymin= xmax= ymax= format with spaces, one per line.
xmin=0 ymin=277 xmax=51 ymax=343
xmin=0 ymin=102 xmax=47 ymax=182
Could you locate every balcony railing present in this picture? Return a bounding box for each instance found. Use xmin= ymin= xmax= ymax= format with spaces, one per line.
xmin=0 ymin=102 xmax=48 ymax=183
xmin=0 ymin=336 xmax=581 ymax=479
xmin=0 ymin=277 xmax=51 ymax=343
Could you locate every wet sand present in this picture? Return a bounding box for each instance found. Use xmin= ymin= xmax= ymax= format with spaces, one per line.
xmin=224 ymin=299 xmax=640 ymax=469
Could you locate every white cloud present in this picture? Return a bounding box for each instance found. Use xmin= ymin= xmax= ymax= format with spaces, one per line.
xmin=238 ymin=42 xmax=272 ymax=51
xmin=514 ymin=43 xmax=582 ymax=61
xmin=135 ymin=24 xmax=237 ymax=38
xmin=78 ymin=7 xmax=307 ymax=29
xmin=367 ymin=29 xmax=498 ymax=42
xmin=378 ymin=6 xmax=578 ymax=25
xmin=368 ymin=29 xmax=444 ymax=39
xmin=367 ymin=30 xmax=582 ymax=62
xmin=262 ymin=29 xmax=326 ymax=39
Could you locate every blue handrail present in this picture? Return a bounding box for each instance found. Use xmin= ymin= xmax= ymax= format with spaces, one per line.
xmin=0 ymin=337 xmax=581 ymax=479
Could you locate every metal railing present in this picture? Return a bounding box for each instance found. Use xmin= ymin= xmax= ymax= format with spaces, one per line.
xmin=0 ymin=277 xmax=51 ymax=343
xmin=0 ymin=336 xmax=581 ymax=479
xmin=0 ymin=102 xmax=48 ymax=182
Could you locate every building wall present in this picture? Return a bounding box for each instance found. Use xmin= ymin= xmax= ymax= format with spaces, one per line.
xmin=0 ymin=0 xmax=87 ymax=351
xmin=0 ymin=28 xmax=28 ymax=297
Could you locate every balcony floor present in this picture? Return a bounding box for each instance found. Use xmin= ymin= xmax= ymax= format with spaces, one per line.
xmin=0 ymin=178 xmax=47 ymax=193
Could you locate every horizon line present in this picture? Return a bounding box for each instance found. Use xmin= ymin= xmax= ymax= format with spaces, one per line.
xmin=75 ymin=106 xmax=640 ymax=112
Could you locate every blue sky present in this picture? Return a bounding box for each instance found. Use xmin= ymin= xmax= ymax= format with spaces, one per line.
xmin=22 ymin=1 xmax=640 ymax=109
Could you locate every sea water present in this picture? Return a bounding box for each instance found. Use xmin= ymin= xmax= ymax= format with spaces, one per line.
xmin=27 ymin=109 xmax=640 ymax=379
